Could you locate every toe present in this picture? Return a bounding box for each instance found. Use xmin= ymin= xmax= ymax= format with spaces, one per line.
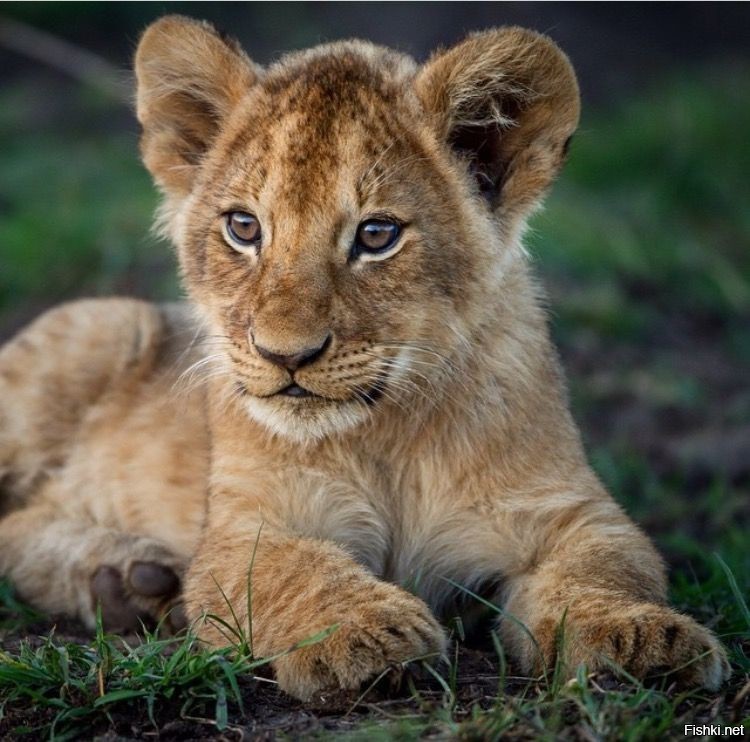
xmin=128 ymin=561 xmax=180 ymax=598
xmin=166 ymin=601 xmax=188 ymax=632
xmin=91 ymin=565 xmax=146 ymax=631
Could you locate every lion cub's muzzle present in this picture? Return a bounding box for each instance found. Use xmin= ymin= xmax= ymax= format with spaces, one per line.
xmin=234 ymin=332 xmax=393 ymax=407
xmin=250 ymin=332 xmax=331 ymax=399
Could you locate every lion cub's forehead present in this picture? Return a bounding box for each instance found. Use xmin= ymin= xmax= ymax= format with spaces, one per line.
xmin=219 ymin=43 xmax=427 ymax=215
xmin=262 ymin=44 xmax=420 ymax=165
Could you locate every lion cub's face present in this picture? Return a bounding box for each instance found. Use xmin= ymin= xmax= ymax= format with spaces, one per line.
xmin=136 ymin=17 xmax=579 ymax=440
xmin=176 ymin=49 xmax=488 ymax=440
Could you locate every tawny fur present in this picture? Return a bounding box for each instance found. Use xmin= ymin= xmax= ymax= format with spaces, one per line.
xmin=0 ymin=16 xmax=729 ymax=700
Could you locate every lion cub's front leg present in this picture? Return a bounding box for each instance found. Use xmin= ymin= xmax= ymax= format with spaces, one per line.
xmin=498 ymin=494 xmax=730 ymax=689
xmin=185 ymin=524 xmax=446 ymax=700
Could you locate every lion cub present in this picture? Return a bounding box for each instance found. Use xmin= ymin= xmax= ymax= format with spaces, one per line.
xmin=0 ymin=16 xmax=729 ymax=699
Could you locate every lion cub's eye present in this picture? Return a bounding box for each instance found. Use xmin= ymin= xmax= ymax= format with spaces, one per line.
xmin=224 ymin=211 xmax=262 ymax=251
xmin=352 ymin=219 xmax=402 ymax=261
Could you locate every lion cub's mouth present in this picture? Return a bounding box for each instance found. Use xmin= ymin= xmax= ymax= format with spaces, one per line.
xmin=277 ymin=383 xmax=316 ymax=399
xmin=245 ymin=382 xmax=326 ymax=401
xmin=237 ymin=373 xmax=388 ymax=407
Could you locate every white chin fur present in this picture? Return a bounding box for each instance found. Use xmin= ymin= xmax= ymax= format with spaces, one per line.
xmin=242 ymin=395 xmax=369 ymax=443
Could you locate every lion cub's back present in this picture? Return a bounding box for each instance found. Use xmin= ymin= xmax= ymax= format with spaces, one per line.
xmin=0 ymin=298 xmax=210 ymax=556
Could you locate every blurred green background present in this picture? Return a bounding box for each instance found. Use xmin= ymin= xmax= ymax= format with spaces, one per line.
xmin=0 ymin=3 xmax=748 ymax=630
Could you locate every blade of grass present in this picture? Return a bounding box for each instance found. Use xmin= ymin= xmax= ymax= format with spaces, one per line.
xmin=715 ymin=552 xmax=750 ymax=631
xmin=209 ymin=572 xmax=247 ymax=649
xmin=246 ymin=521 xmax=264 ymax=658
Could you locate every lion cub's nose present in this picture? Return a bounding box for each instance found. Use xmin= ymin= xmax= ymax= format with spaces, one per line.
xmin=254 ymin=334 xmax=331 ymax=372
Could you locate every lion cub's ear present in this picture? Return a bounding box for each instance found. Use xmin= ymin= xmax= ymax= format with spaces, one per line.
xmin=416 ymin=28 xmax=580 ymax=226
xmin=135 ymin=15 xmax=260 ymax=196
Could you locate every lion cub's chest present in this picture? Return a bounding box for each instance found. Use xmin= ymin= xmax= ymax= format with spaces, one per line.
xmin=214 ymin=425 xmax=502 ymax=613
xmin=282 ymin=457 xmax=497 ymax=613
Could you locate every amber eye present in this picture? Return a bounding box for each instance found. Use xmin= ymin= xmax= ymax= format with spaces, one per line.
xmin=352 ymin=219 xmax=401 ymax=260
xmin=225 ymin=211 xmax=261 ymax=249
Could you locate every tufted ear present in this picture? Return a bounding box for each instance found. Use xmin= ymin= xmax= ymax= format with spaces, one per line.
xmin=135 ymin=15 xmax=260 ymax=196
xmin=416 ymin=27 xmax=580 ymax=226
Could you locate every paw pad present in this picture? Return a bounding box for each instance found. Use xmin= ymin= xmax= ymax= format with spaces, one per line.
xmin=128 ymin=561 xmax=180 ymax=598
xmin=91 ymin=565 xmax=148 ymax=631
xmin=90 ymin=561 xmax=184 ymax=633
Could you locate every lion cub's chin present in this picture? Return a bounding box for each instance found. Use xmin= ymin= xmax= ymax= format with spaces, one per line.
xmin=242 ymin=395 xmax=370 ymax=442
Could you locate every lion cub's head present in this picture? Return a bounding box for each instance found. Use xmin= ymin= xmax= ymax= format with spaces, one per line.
xmin=135 ymin=16 xmax=579 ymax=441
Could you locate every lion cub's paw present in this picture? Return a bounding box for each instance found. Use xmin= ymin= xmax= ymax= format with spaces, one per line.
xmin=273 ymin=583 xmax=447 ymax=701
xmin=560 ymin=604 xmax=730 ymax=690
xmin=88 ymin=537 xmax=187 ymax=633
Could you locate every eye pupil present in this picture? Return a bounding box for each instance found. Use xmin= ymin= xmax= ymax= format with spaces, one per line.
xmin=226 ymin=211 xmax=261 ymax=247
xmin=355 ymin=219 xmax=400 ymax=255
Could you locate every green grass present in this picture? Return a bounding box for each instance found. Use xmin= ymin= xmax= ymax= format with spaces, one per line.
xmin=531 ymin=70 xmax=750 ymax=345
xmin=0 ymin=83 xmax=177 ymax=317
xmin=332 ymin=667 xmax=733 ymax=741
xmin=0 ymin=554 xmax=747 ymax=740
xmin=0 ymin=603 xmax=345 ymax=739
xmin=0 ymin=624 xmax=257 ymax=739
